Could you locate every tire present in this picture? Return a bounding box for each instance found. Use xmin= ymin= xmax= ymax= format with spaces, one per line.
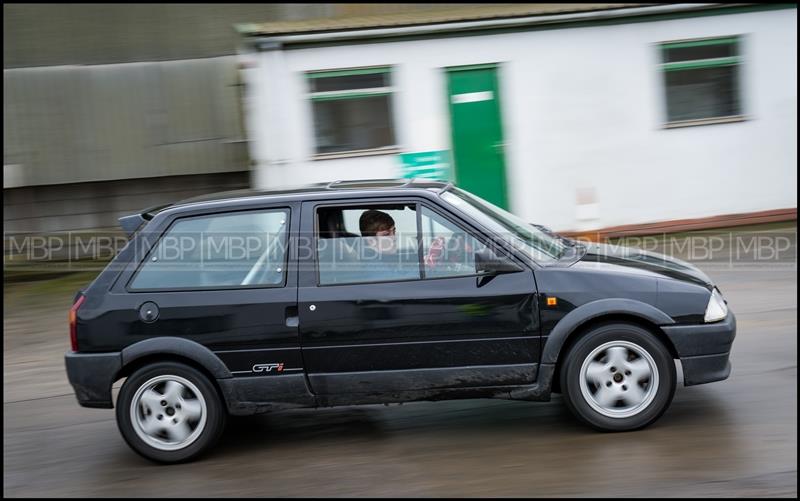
xmin=116 ymin=361 xmax=227 ymax=463
xmin=560 ymin=322 xmax=676 ymax=432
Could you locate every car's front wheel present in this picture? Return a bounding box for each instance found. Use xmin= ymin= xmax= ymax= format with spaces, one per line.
xmin=116 ymin=361 xmax=227 ymax=463
xmin=560 ymin=322 xmax=676 ymax=431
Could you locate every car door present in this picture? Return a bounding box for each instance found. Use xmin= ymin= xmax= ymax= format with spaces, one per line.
xmin=98 ymin=203 xmax=304 ymax=384
xmin=297 ymin=196 xmax=540 ymax=396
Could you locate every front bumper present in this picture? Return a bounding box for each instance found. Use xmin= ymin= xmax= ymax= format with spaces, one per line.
xmin=64 ymin=351 xmax=121 ymax=408
xmin=661 ymin=310 xmax=736 ymax=386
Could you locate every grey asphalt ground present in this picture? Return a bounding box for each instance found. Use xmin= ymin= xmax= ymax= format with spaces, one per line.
xmin=3 ymin=248 xmax=797 ymax=496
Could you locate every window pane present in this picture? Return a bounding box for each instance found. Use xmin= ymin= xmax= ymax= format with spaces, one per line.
xmin=313 ymin=96 xmax=396 ymax=154
xmin=665 ymin=65 xmax=741 ymax=122
xmin=310 ymin=72 xmax=389 ymax=93
xmin=663 ymin=42 xmax=737 ymax=63
xmin=317 ymin=205 xmax=420 ymax=285
xmin=131 ymin=209 xmax=289 ymax=289
xmin=421 ymin=206 xmax=492 ymax=279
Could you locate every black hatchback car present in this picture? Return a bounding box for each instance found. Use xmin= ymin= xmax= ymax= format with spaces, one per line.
xmin=65 ymin=179 xmax=736 ymax=463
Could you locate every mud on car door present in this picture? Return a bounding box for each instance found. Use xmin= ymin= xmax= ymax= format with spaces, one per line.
xmin=296 ymin=197 xmax=541 ymax=397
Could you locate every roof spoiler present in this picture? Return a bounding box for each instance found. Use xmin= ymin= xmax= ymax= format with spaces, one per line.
xmin=119 ymin=202 xmax=173 ymax=237
xmin=118 ymin=213 xmax=146 ymax=238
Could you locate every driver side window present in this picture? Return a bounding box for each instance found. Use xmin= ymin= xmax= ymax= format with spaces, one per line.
xmin=421 ymin=206 xmax=492 ymax=279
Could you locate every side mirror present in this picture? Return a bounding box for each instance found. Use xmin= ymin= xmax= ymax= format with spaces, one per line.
xmin=474 ymin=248 xmax=523 ymax=275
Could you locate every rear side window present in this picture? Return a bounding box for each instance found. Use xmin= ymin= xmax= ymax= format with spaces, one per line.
xmin=130 ymin=209 xmax=289 ymax=290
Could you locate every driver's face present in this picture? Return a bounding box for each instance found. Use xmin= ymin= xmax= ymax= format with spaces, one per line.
xmin=375 ymin=226 xmax=396 ymax=237
xmin=373 ymin=226 xmax=397 ymax=253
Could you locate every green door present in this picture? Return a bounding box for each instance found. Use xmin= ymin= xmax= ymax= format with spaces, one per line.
xmin=446 ymin=64 xmax=509 ymax=209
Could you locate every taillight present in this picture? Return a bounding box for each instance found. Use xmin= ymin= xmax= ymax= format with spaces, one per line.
xmin=69 ymin=295 xmax=86 ymax=352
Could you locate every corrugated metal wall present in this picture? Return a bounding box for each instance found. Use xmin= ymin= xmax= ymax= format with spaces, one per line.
xmin=2 ymin=3 xmax=477 ymax=234
xmin=4 ymin=56 xmax=248 ymax=187
xmin=3 ymin=171 xmax=251 ymax=234
xmin=3 ymin=4 xmax=470 ymax=67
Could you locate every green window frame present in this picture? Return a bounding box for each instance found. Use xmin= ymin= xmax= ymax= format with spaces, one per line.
xmin=658 ymin=35 xmax=744 ymax=125
xmin=306 ymin=66 xmax=397 ymax=155
xmin=307 ymin=66 xmax=393 ymax=101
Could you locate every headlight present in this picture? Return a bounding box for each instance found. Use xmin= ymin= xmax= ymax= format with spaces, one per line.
xmin=704 ymin=288 xmax=728 ymax=323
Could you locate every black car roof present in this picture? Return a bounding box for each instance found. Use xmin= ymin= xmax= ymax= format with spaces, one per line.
xmin=142 ymin=179 xmax=452 ymax=218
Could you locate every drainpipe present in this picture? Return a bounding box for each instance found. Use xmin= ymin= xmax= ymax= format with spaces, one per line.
xmin=239 ymin=41 xmax=292 ymax=190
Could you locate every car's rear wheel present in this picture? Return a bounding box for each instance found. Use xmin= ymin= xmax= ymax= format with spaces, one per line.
xmin=560 ymin=322 xmax=676 ymax=431
xmin=116 ymin=361 xmax=226 ymax=463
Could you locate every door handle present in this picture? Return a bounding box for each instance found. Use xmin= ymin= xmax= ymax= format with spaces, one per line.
xmin=285 ymin=306 xmax=299 ymax=328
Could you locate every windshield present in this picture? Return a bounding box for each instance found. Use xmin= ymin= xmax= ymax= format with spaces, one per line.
xmin=441 ymin=188 xmax=568 ymax=263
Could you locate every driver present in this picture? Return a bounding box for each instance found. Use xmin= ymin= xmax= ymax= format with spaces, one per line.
xmin=358 ymin=209 xmax=471 ymax=275
xmin=358 ymin=210 xmax=404 ymax=281
xmin=359 ymin=209 xmax=397 ymax=254
xmin=360 ymin=209 xmax=439 ymax=281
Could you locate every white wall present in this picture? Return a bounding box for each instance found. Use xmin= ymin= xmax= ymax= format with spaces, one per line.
xmin=245 ymin=8 xmax=797 ymax=231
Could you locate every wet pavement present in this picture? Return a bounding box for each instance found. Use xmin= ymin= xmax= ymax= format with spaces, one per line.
xmin=3 ymin=266 xmax=797 ymax=497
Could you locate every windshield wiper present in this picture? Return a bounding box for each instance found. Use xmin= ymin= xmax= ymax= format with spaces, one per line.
xmin=528 ymin=223 xmax=582 ymax=261
xmin=531 ymin=223 xmax=577 ymax=247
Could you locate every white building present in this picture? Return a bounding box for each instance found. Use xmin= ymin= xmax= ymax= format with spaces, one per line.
xmin=236 ymin=3 xmax=797 ymax=233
